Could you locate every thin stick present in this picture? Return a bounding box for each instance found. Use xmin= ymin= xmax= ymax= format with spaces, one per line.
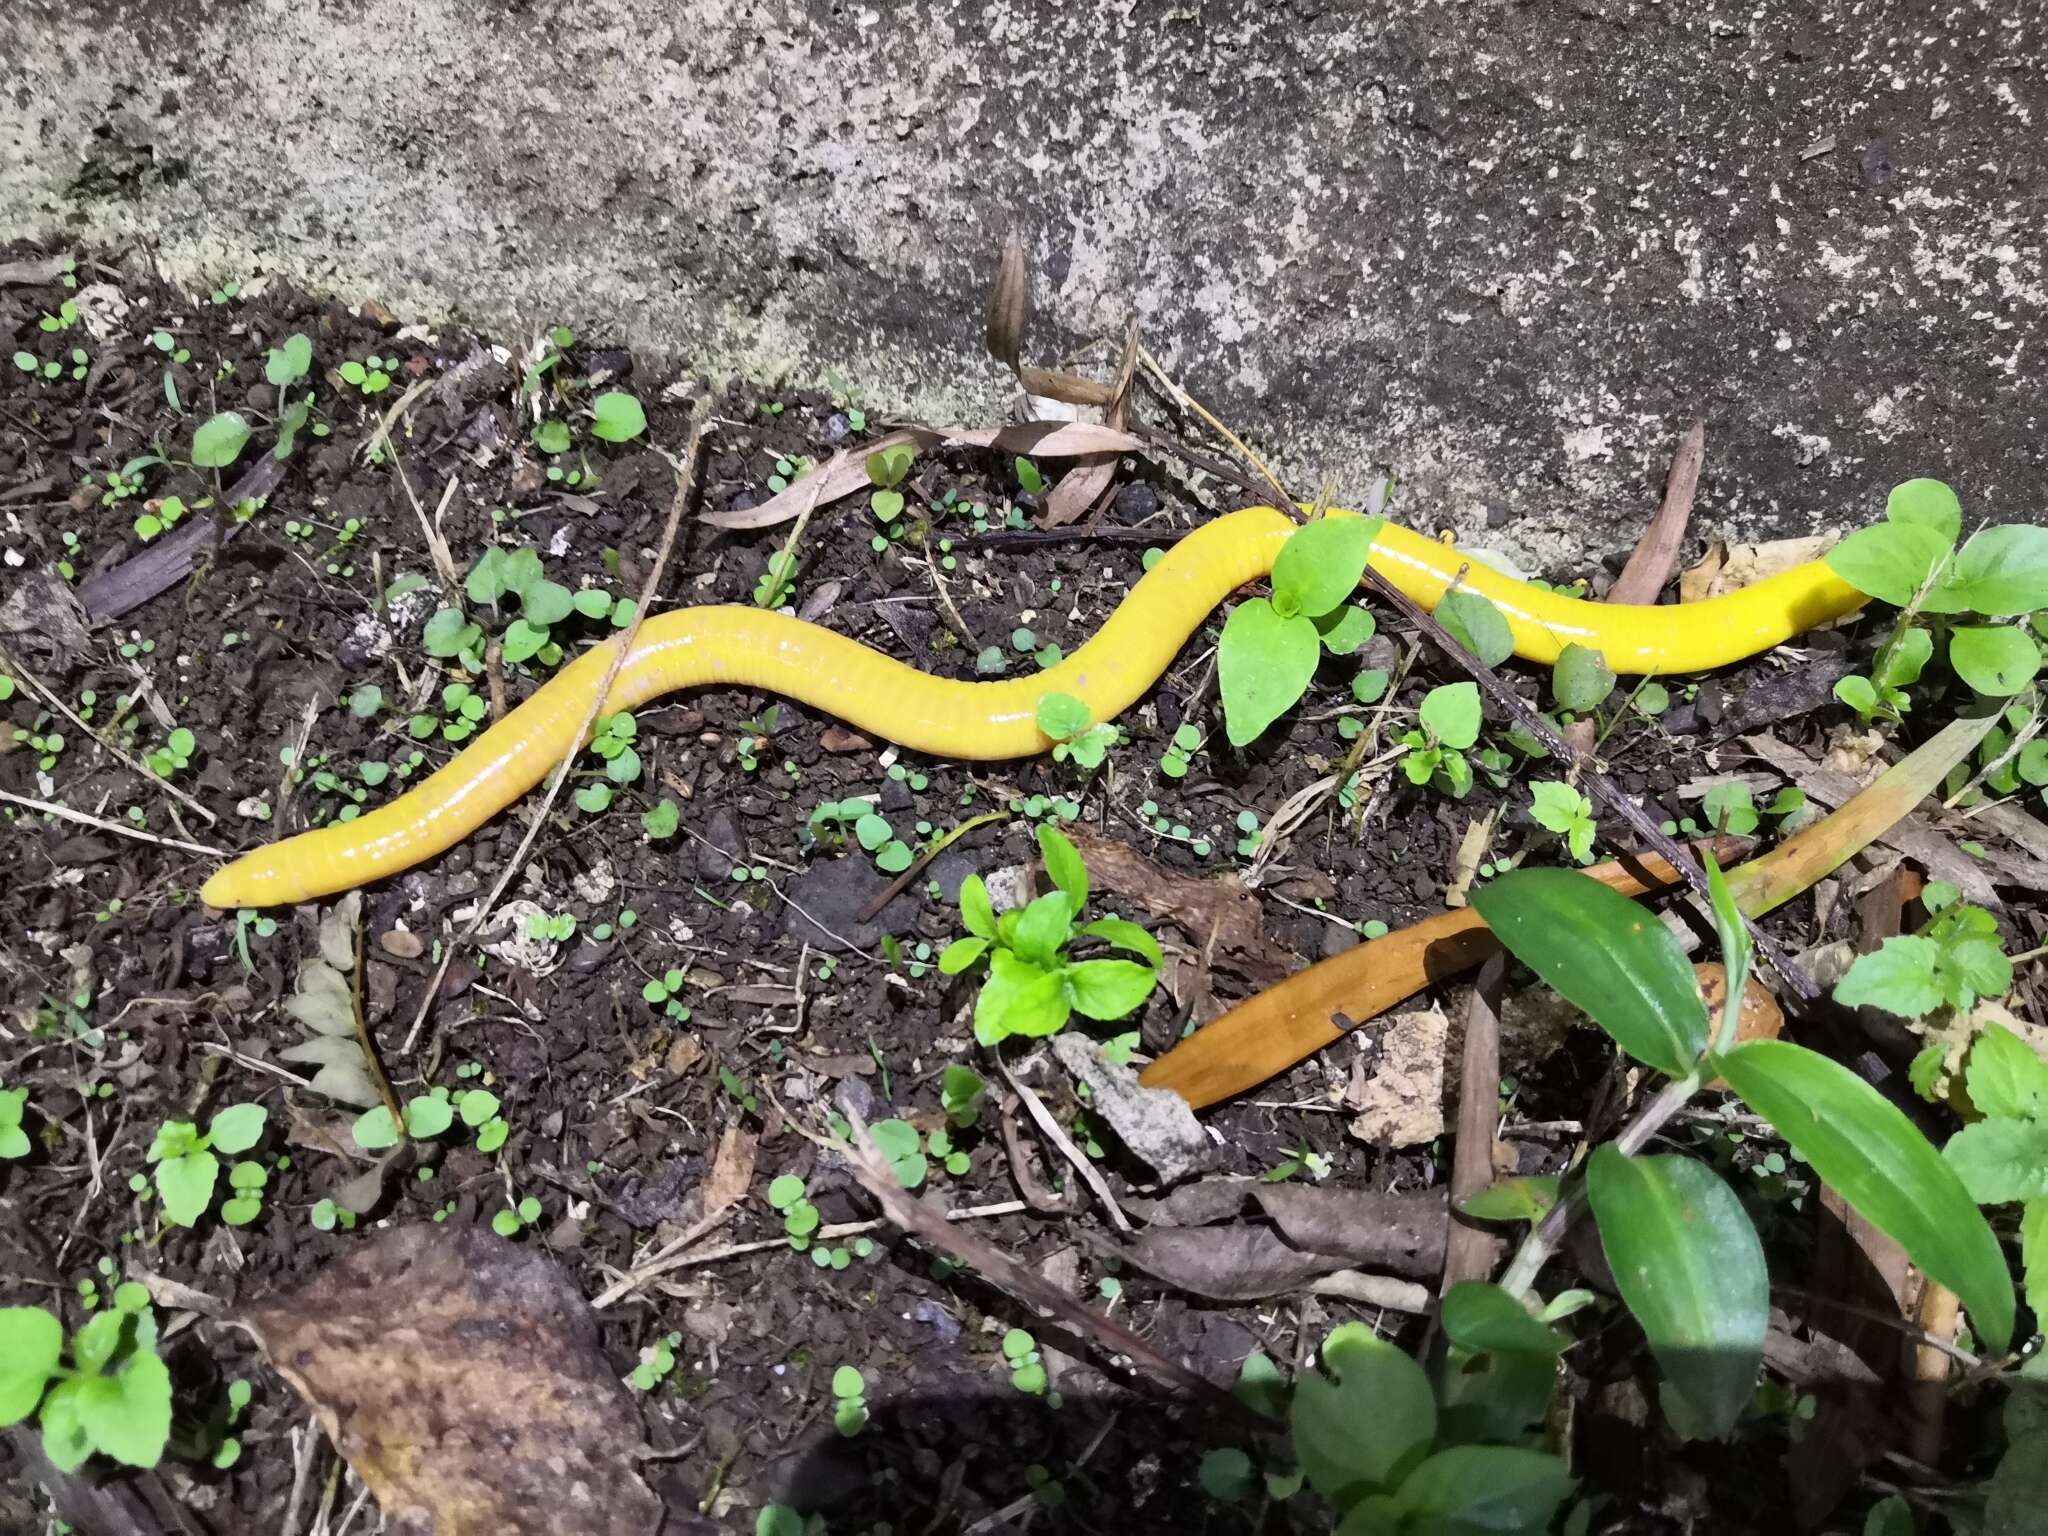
xmin=999 ymin=1055 xmax=1133 ymax=1234
xmin=1 ymin=788 xmax=225 ymax=857
xmin=401 ymin=401 xmax=710 ymax=1052
xmin=1134 ymin=346 xmax=1293 ymax=509
xmin=1609 ymin=421 xmax=1705 ymax=604
xmin=0 ymin=645 xmax=219 ymax=824
xmin=1442 ymin=953 xmax=1508 ymax=1290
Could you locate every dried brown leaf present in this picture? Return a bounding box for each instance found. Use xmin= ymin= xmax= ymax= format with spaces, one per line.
xmin=238 ymin=1225 xmax=661 ymax=1536
xmin=1065 ymin=826 xmax=1292 ymax=986
xmin=1249 ymin=1183 xmax=1447 ymax=1278
xmin=985 ymin=232 xmax=1028 ymax=374
xmin=1609 ymin=422 xmax=1704 ymax=604
xmin=1116 ymin=1223 xmax=1352 ymax=1301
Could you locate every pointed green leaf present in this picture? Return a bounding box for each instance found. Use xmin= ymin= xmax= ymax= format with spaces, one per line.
xmin=1440 ymin=1282 xmax=1568 ymax=1357
xmin=155 ymin=1150 xmax=219 ymax=1226
xmin=1064 ymin=959 xmax=1156 ymax=1021
xmin=1435 ymin=589 xmax=1515 ymax=668
xmin=1271 ymin=515 xmax=1384 ymax=620
xmin=1036 ymin=824 xmax=1088 ymax=914
xmin=207 ymin=1102 xmax=267 ymax=1154
xmin=1716 ymin=1038 xmax=2012 ymax=1352
xmin=1471 ymin=868 xmax=1708 ymax=1077
xmin=1825 ymin=522 xmax=1954 ymax=606
xmin=958 ymin=874 xmax=995 ymax=940
xmin=0 ymin=1307 xmax=62 ymax=1425
xmin=1586 ymin=1147 xmax=1765 ymax=1437
xmin=1218 ymin=598 xmax=1319 ymax=747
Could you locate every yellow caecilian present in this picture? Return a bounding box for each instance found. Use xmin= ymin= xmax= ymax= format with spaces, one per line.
xmin=199 ymin=508 xmax=1863 ymax=908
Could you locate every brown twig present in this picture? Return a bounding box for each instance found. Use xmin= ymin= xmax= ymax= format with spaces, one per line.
xmin=836 ymin=1111 xmax=1260 ymax=1429
xmin=0 ymin=788 xmax=224 ymax=858
xmin=1610 ymin=422 xmax=1705 ymax=604
xmin=998 ymin=1056 xmax=1134 ymax=1235
xmin=1442 ymin=953 xmax=1508 ymax=1291
xmin=400 ymin=401 xmax=710 ymax=1052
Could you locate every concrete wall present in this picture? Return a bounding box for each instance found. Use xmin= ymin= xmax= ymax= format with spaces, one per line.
xmin=4 ymin=0 xmax=2042 ymax=561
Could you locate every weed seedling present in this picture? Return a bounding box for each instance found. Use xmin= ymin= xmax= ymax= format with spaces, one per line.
xmin=491 ymin=1195 xmax=543 ymax=1238
xmin=831 ymin=1366 xmax=868 ymax=1436
xmin=867 ymin=442 xmax=915 ymax=526
xmin=146 ymin=1103 xmax=268 ymax=1227
xmin=768 ymin=1173 xmax=823 ymax=1251
xmin=144 ymin=727 xmax=196 ymax=779
xmin=0 ymin=1084 xmax=31 ymax=1158
xmin=1398 ymin=682 xmax=1482 ymax=798
xmin=1036 ymin=692 xmax=1119 ymax=772
xmin=1001 ymin=1329 xmax=1048 ymax=1395
xmin=0 ymin=1287 xmax=173 ymax=1470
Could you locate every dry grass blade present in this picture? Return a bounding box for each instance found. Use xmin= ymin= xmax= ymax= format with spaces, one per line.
xmin=0 ymin=787 xmax=224 ymax=858
xmin=835 ymin=1114 xmax=1258 ymax=1427
xmin=1610 ymin=421 xmax=1705 ymax=603
xmin=1139 ymin=844 xmax=1730 ymax=1110
xmin=701 ymin=422 xmax=1145 ymax=531
xmin=1442 ymin=953 xmax=1508 ymax=1291
xmin=999 ymin=1056 xmax=1133 ymax=1234
xmin=985 ymin=231 xmax=1027 ymax=374
xmin=1042 ymin=321 xmax=1140 ymax=528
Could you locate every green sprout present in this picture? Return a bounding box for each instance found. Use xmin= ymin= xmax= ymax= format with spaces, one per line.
xmin=0 ymin=1287 xmax=173 ymax=1471
xmin=146 ymin=1103 xmax=268 ymax=1227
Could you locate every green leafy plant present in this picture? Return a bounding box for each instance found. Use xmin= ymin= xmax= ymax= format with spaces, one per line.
xmin=1001 ymin=1328 xmax=1049 ymax=1395
xmin=338 ymin=355 xmax=394 ymax=395
xmin=132 ymin=493 xmax=188 ymax=542
xmin=830 ymin=1365 xmax=868 ymax=1436
xmin=190 ymin=411 xmax=251 ymax=470
xmin=938 ymin=826 xmax=1162 ymax=1047
xmin=641 ymin=968 xmax=694 ymax=1024
xmin=941 ymin=1064 xmax=987 ymax=1128
xmin=1435 ymin=588 xmax=1515 ymax=667
xmin=1940 ymin=1024 xmax=2048 ymax=1327
xmin=0 ymin=1287 xmax=172 ymax=1471
xmin=628 ymin=1331 xmax=683 ymax=1391
xmin=1469 ymin=860 xmax=2014 ymax=1439
xmin=1551 ymin=642 xmax=1616 ymax=717
xmin=1399 ymin=682 xmax=1482 ymax=798
xmin=1158 ymin=721 xmax=1201 ymax=779
xmin=1217 ymin=514 xmax=1386 ymax=746
xmin=491 ymin=1194 xmax=543 ymax=1238
xmin=589 ymin=391 xmax=647 ymax=443
xmin=1827 ymin=479 xmax=2048 ymax=713
xmin=1035 ymin=692 xmax=1119 ymax=771
xmin=145 ymin=727 xmax=196 ymax=779
xmin=1834 ymin=880 xmax=2012 ymax=1019
xmin=265 ymin=332 xmax=313 ymax=387
xmin=0 ymin=1083 xmax=31 ymax=1159
xmin=1528 ymin=780 xmax=1595 ymax=863
xmin=146 ymin=1103 xmax=269 ymax=1227
xmin=867 ymin=442 xmax=915 ymax=524
xmin=586 ymin=710 xmax=641 ymax=787
xmin=767 ymin=1173 xmax=823 ymax=1250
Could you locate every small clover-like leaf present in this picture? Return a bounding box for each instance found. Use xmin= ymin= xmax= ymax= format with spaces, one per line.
xmin=589 ymin=391 xmax=647 ymax=442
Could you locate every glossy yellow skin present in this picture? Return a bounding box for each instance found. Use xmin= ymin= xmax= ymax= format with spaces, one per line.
xmin=199 ymin=508 xmax=1863 ymax=907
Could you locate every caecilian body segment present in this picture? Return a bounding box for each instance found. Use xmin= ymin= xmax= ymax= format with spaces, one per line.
xmin=198 ymin=507 xmax=1864 ymax=908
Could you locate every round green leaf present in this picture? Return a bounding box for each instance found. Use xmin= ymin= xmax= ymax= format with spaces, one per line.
xmin=589 ymin=391 xmax=647 ymax=443
xmin=1470 ymin=868 xmax=1707 ymax=1078
xmin=207 ymin=1102 xmax=267 ymax=1154
xmin=521 ymin=580 xmax=576 ymax=627
xmin=1034 ymin=692 xmax=1091 ymax=742
xmin=1552 ymin=643 xmax=1617 ymax=714
xmin=0 ymin=1307 xmax=63 ymax=1426
xmin=457 ymin=1090 xmax=500 ymax=1127
xmin=1586 ymin=1147 xmax=1765 ymax=1438
xmin=1271 ymin=515 xmax=1384 ymax=620
xmin=1314 ymin=603 xmax=1376 ymax=656
xmin=831 ymin=1365 xmax=864 ymax=1399
xmin=404 ymin=1095 xmax=455 ymax=1138
xmin=1218 ymin=598 xmax=1320 ymax=747
xmin=767 ymin=1174 xmax=805 ymax=1210
xmin=1885 ymin=478 xmax=1962 ymax=542
xmin=1825 ymin=522 xmax=1954 ymax=606
xmin=351 ymin=1106 xmax=399 ymax=1150
xmin=1439 ymin=1282 xmax=1567 ymax=1357
xmin=1293 ymin=1323 xmax=1435 ymax=1504
xmin=1926 ymin=526 xmax=2048 ymax=617
xmin=1714 ymin=1038 xmax=2013 ymax=1352
xmin=1198 ymin=1448 xmax=1257 ymax=1503
xmin=1435 ymin=589 xmax=1515 ymax=668
xmin=1951 ymin=626 xmax=2041 ymax=697
xmin=77 ymin=1352 xmax=172 ymax=1468
xmin=1420 ymin=681 xmax=1482 ymax=750
xmin=1064 ymin=959 xmax=1157 ymax=1021
xmin=155 ymin=1150 xmax=219 ymax=1226
xmin=191 ymin=411 xmax=252 ymax=468
xmin=1390 ymin=1445 xmax=1575 ymax=1533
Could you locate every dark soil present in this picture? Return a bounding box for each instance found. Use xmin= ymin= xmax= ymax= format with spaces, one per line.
xmin=0 ymin=245 xmax=2039 ymax=1536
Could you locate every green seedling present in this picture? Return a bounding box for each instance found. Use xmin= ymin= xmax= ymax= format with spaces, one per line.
xmin=191 ymin=411 xmax=251 ymax=469
xmin=1036 ymin=692 xmax=1119 ymax=771
xmin=831 ymin=1365 xmax=868 ymax=1436
xmin=1528 ymin=780 xmax=1596 ymax=863
xmin=265 ymin=332 xmax=313 ymax=387
xmin=525 ymin=911 xmax=576 ymax=942
xmin=587 ymin=710 xmax=640 ymax=785
xmin=1399 ymin=682 xmax=1482 ymax=798
xmin=641 ymin=968 xmax=694 ymax=1023
xmin=1014 ymin=456 xmax=1044 ymax=496
xmin=941 ymin=1064 xmax=987 ymax=1128
xmin=589 ymin=391 xmax=647 ymax=443
xmin=642 ymin=798 xmax=681 ymax=839
xmin=1217 ymin=513 xmax=1387 ymax=745
xmin=147 ymin=1103 xmax=268 ymax=1227
xmin=1938 ymin=1025 xmax=2048 ymax=1326
xmin=351 ymin=1088 xmax=502 ymax=1150
xmin=867 ymin=442 xmax=915 ymax=524
xmin=939 ymin=824 xmax=1162 ymax=1047
xmin=491 ymin=1195 xmax=543 ymax=1238
xmin=1001 ymin=1328 xmax=1048 ymax=1395
xmin=0 ymin=1084 xmax=31 ymax=1159
xmin=131 ymin=494 xmax=188 ymax=542
xmin=768 ymin=1173 xmax=823 ymax=1251
xmin=0 ymin=1288 xmax=173 ymax=1471
xmin=1158 ymin=721 xmax=1201 ymax=779
xmin=338 ymin=356 xmax=394 ymax=395
xmin=1551 ymin=643 xmax=1616 ymax=717
xmin=14 ymin=717 xmax=64 ymax=771
xmin=144 ymin=727 xmax=196 ymax=778
xmin=629 ymin=1332 xmax=683 ymax=1391
xmin=37 ymin=299 xmax=78 ymax=333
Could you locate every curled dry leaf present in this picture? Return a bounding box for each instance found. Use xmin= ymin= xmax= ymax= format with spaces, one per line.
xmin=985 ymin=231 xmax=1027 ymax=374
xmin=1064 ymin=826 xmax=1291 ymax=987
xmin=279 ymin=891 xmax=381 ymax=1110
xmin=237 ymin=1224 xmax=662 ymax=1536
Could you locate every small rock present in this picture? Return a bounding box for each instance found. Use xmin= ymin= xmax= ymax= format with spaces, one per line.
xmin=1485 ymin=501 xmax=1512 ymax=530
xmin=1052 ymin=1033 xmax=1210 ymax=1183
xmin=379 ymin=928 xmax=424 ymax=959
xmin=1114 ymin=481 xmax=1160 ymax=521
xmin=695 ymin=808 xmax=745 ymax=881
xmin=819 ymin=726 xmax=873 ymax=754
xmin=823 ymin=412 xmax=851 ymax=444
xmin=1343 ymin=1006 xmax=1447 ymax=1148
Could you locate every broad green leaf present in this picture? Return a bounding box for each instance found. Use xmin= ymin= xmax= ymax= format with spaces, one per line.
xmin=155 ymin=1150 xmax=219 ymax=1226
xmin=1065 ymin=959 xmax=1156 ymax=1021
xmin=1877 ymin=624 xmax=1935 ymax=690
xmin=1825 ymin=522 xmax=1953 ymax=606
xmin=1440 ymin=1282 xmax=1567 ymax=1357
xmin=1833 ymin=674 xmax=1879 ymax=716
xmin=1390 ymin=1445 xmax=1576 ymax=1534
xmin=1081 ymin=916 xmax=1162 ymax=968
xmin=421 ymin=608 xmax=480 ymax=658
xmin=1010 ymin=891 xmax=1074 ymax=967
xmin=854 ymin=813 xmax=893 ymax=852
xmin=2023 ymin=1201 xmax=2048 ymax=1323
xmin=1944 ymin=1119 xmax=2048 ymax=1204
xmin=1586 ymin=1147 xmax=1765 ymax=1437
xmin=1969 ymin=1025 xmax=2048 ymax=1122
xmin=1314 ymin=603 xmax=1376 ymax=655
xmin=1951 ymin=626 xmax=2041 ymax=696
xmin=1293 ymin=1323 xmax=1436 ymax=1504
xmin=1454 ymin=1176 xmax=1560 ymax=1225
xmin=1034 ymin=692 xmax=1091 ymax=742
xmin=457 ymin=1090 xmax=500 ymax=1127
xmin=404 ymin=1094 xmax=455 ymax=1138
xmin=1715 ymin=1038 xmax=2013 ymax=1352
xmin=39 ymin=1376 xmax=91 ymax=1471
xmin=1886 ymin=478 xmax=1962 ymax=543
xmin=0 ymin=1307 xmax=62 ymax=1425
xmin=1528 ymin=780 xmax=1590 ymax=835
xmin=1234 ymin=1350 xmax=1287 ymax=1419
xmin=1037 ymin=824 xmax=1088 ymax=915
xmin=1198 ymin=1447 xmax=1257 ymax=1503
xmin=958 ymin=874 xmax=995 ymax=940
xmin=1218 ymin=598 xmax=1319 ymax=747
xmin=75 ymin=1351 xmax=172 ymax=1467
xmin=1435 ymin=589 xmax=1516 ymax=668
xmin=1833 ymin=935 xmax=1943 ymax=1017
xmin=1420 ymin=681 xmax=1482 ymax=750
xmin=521 ymin=579 xmax=576 ymax=627
xmin=1471 ymin=868 xmax=1708 ymax=1077
xmin=191 ymin=411 xmax=251 ymax=468
xmin=1271 ymin=515 xmax=1383 ymax=620
xmin=974 ymin=950 xmax=1069 ymax=1045
xmin=265 ymin=332 xmax=314 ymax=386
xmin=1925 ymin=525 xmax=2048 ymax=616
xmin=589 ymin=391 xmax=647 ymax=443
xmin=867 ymin=1120 xmax=926 ymax=1188
xmin=1987 ymin=1429 xmax=2048 ymax=1535
xmin=207 ymin=1102 xmax=267 ymax=1154
xmin=352 ymin=1105 xmax=399 ymax=1150
xmin=1552 ymin=643 xmax=1616 ymax=714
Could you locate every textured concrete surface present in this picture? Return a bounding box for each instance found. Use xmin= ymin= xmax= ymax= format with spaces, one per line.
xmin=3 ymin=0 xmax=2043 ymax=564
